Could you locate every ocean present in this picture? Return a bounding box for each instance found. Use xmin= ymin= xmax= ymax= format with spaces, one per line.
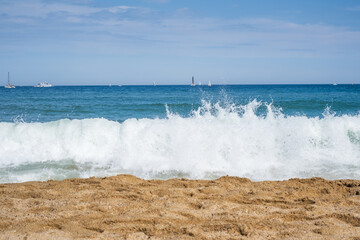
xmin=1 ymin=84 xmax=360 ymax=183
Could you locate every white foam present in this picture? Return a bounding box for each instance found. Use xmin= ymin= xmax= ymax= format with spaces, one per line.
xmin=1 ymin=100 xmax=360 ymax=183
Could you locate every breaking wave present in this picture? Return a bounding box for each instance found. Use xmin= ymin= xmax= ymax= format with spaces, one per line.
xmin=1 ymin=99 xmax=360 ymax=183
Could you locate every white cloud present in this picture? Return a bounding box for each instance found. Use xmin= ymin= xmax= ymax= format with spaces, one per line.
xmin=143 ymin=0 xmax=170 ymax=3
xmin=0 ymin=0 xmax=359 ymax=59
xmin=0 ymin=0 xmax=135 ymax=18
xmin=107 ymin=6 xmax=135 ymax=14
xmin=346 ymin=6 xmax=360 ymax=11
xmin=66 ymin=16 xmax=83 ymax=23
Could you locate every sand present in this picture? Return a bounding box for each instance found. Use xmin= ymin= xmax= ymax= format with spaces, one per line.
xmin=1 ymin=175 xmax=360 ymax=239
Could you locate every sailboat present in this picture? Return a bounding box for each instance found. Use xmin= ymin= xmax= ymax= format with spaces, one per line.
xmin=4 ymin=72 xmax=15 ymax=88
xmin=34 ymin=82 xmax=52 ymax=87
xmin=208 ymin=81 xmax=212 ymax=87
xmin=191 ymin=76 xmax=195 ymax=86
xmin=153 ymin=81 xmax=156 ymax=86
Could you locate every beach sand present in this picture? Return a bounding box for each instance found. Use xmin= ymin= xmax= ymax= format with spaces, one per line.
xmin=1 ymin=175 xmax=360 ymax=239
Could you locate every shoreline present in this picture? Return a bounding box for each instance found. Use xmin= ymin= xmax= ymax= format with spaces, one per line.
xmin=1 ymin=175 xmax=360 ymax=239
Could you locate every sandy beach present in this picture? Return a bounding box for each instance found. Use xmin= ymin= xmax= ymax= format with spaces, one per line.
xmin=0 ymin=175 xmax=360 ymax=239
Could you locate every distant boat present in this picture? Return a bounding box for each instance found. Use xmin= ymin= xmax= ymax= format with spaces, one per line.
xmin=153 ymin=81 xmax=156 ymax=86
xmin=208 ymin=81 xmax=212 ymax=87
xmin=191 ymin=76 xmax=195 ymax=86
xmin=333 ymin=83 xmax=337 ymax=86
xmin=199 ymin=82 xmax=202 ymax=86
xmin=4 ymin=72 xmax=15 ymax=88
xmin=34 ymin=82 xmax=52 ymax=87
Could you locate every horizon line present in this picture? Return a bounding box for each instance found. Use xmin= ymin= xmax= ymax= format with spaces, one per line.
xmin=4 ymin=83 xmax=360 ymax=87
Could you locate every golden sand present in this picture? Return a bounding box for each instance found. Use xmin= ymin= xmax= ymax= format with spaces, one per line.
xmin=1 ymin=175 xmax=360 ymax=239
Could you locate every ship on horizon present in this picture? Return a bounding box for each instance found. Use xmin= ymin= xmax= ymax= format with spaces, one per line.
xmin=191 ymin=76 xmax=195 ymax=86
xmin=4 ymin=72 xmax=15 ymax=89
xmin=34 ymin=82 xmax=52 ymax=88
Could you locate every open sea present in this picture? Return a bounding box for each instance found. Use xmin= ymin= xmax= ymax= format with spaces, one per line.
xmin=1 ymin=84 xmax=360 ymax=183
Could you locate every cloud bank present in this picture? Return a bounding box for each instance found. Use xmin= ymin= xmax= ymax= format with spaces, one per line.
xmin=0 ymin=0 xmax=359 ymax=84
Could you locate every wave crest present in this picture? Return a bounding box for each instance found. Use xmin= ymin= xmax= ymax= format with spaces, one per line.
xmin=1 ymin=100 xmax=360 ymax=182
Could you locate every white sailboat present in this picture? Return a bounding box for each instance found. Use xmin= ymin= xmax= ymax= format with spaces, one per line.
xmin=208 ymin=81 xmax=212 ymax=87
xmin=4 ymin=72 xmax=15 ymax=88
xmin=191 ymin=76 xmax=195 ymax=86
xmin=34 ymin=82 xmax=52 ymax=87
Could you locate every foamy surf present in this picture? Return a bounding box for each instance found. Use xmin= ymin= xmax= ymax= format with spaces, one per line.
xmin=1 ymin=100 xmax=360 ymax=183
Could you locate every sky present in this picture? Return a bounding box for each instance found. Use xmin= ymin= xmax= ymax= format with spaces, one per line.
xmin=0 ymin=0 xmax=360 ymax=85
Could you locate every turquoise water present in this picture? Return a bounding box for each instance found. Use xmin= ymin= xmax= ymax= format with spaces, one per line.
xmin=1 ymin=84 xmax=360 ymax=122
xmin=1 ymin=84 xmax=360 ymax=182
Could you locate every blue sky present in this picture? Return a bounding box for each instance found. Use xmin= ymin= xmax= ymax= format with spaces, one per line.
xmin=1 ymin=0 xmax=360 ymax=85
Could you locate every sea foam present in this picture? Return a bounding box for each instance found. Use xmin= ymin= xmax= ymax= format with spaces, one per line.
xmin=1 ymin=100 xmax=360 ymax=183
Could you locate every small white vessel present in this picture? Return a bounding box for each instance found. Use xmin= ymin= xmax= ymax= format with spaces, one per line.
xmin=153 ymin=81 xmax=156 ymax=86
xmin=199 ymin=82 xmax=202 ymax=86
xmin=191 ymin=76 xmax=195 ymax=86
xmin=333 ymin=83 xmax=337 ymax=86
xmin=208 ymin=81 xmax=212 ymax=87
xmin=4 ymin=72 xmax=15 ymax=88
xmin=34 ymin=82 xmax=52 ymax=87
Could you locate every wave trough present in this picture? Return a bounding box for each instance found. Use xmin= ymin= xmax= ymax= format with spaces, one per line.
xmin=1 ymin=100 xmax=360 ymax=183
